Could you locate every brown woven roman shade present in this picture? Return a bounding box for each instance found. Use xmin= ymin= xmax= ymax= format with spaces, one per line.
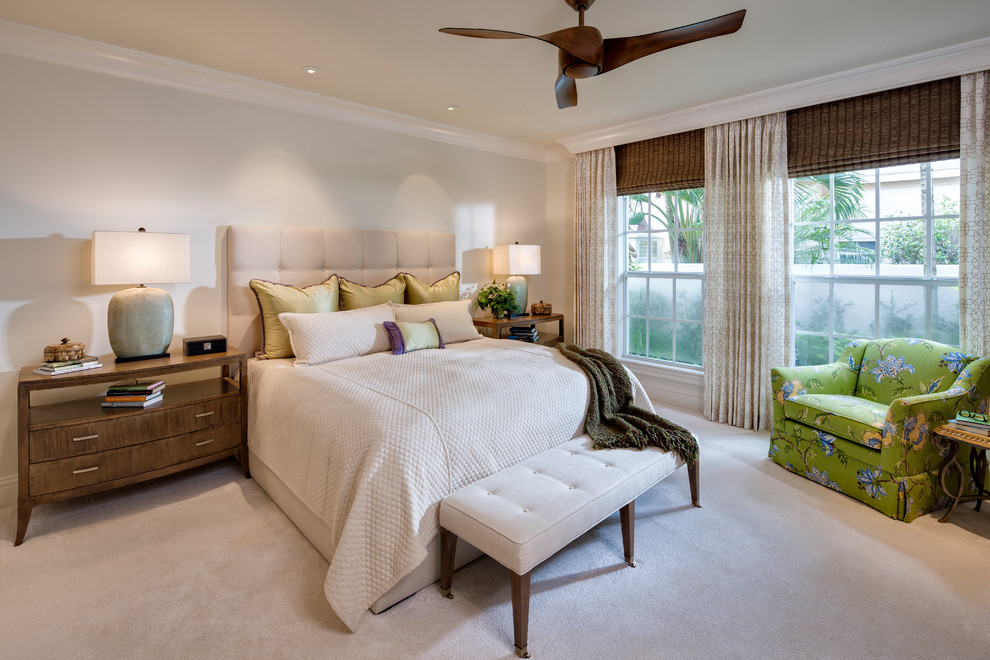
xmin=787 ymin=77 xmax=960 ymax=178
xmin=615 ymin=129 xmax=704 ymax=195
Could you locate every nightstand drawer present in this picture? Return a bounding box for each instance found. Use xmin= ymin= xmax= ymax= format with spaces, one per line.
xmin=29 ymin=396 xmax=241 ymax=462
xmin=29 ymin=422 xmax=241 ymax=496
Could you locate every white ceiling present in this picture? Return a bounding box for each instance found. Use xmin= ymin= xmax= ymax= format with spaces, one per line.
xmin=1 ymin=0 xmax=989 ymax=149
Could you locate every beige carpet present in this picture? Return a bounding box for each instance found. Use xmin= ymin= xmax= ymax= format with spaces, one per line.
xmin=3 ymin=408 xmax=989 ymax=659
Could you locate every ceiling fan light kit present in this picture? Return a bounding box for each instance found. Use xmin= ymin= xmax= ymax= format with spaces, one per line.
xmin=441 ymin=1 xmax=746 ymax=109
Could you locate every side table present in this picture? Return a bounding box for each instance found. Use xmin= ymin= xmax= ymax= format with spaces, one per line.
xmin=16 ymin=349 xmax=249 ymax=545
xmin=933 ymin=424 xmax=990 ymax=523
xmin=473 ymin=313 xmax=564 ymax=347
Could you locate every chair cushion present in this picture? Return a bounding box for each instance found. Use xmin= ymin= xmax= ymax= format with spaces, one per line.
xmin=783 ymin=393 xmax=886 ymax=449
xmin=439 ymin=435 xmax=681 ymax=576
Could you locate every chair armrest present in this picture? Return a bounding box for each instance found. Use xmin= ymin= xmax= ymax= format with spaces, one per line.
xmin=771 ymin=361 xmax=858 ymax=397
xmin=950 ymin=357 xmax=990 ymax=406
xmin=771 ymin=361 xmax=858 ymax=424
xmin=882 ymin=357 xmax=990 ymax=476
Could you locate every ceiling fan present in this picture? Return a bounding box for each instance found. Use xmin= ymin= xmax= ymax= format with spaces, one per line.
xmin=440 ymin=1 xmax=746 ymax=109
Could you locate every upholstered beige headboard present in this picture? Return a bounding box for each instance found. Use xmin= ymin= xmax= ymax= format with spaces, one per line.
xmin=226 ymin=225 xmax=456 ymax=355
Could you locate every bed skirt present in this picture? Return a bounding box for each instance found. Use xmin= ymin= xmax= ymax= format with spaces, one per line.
xmin=249 ymin=447 xmax=484 ymax=615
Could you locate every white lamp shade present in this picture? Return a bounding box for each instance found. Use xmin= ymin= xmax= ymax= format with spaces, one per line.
xmin=92 ymin=231 xmax=190 ymax=285
xmin=493 ymin=244 xmax=541 ymax=276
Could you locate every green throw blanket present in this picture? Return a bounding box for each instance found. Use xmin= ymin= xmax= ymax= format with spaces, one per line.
xmin=558 ymin=343 xmax=699 ymax=464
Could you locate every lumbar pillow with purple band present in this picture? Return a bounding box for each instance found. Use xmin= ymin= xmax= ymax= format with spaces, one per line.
xmin=383 ymin=319 xmax=445 ymax=355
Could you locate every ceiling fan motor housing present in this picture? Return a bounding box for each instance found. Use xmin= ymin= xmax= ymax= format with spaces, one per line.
xmin=558 ymin=25 xmax=604 ymax=78
xmin=565 ymin=0 xmax=596 ymax=11
xmin=560 ymin=50 xmax=600 ymax=79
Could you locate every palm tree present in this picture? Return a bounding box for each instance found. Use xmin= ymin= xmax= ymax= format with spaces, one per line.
xmin=627 ymin=188 xmax=704 ymax=264
xmin=793 ymin=172 xmax=871 ymax=264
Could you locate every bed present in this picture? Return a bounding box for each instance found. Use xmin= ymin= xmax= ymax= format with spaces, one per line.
xmin=226 ymin=225 xmax=674 ymax=631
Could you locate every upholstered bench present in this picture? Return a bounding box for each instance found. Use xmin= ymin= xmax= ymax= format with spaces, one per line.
xmin=438 ymin=434 xmax=700 ymax=658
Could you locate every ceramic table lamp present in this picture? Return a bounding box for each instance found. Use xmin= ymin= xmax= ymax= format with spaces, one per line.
xmin=493 ymin=243 xmax=541 ymax=317
xmin=92 ymin=229 xmax=190 ymax=362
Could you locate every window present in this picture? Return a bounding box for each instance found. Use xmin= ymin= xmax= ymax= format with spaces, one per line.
xmin=619 ymin=189 xmax=704 ymax=367
xmin=791 ymin=160 xmax=960 ymax=365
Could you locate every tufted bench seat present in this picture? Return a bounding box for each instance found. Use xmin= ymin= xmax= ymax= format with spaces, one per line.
xmin=439 ymin=434 xmax=700 ymax=657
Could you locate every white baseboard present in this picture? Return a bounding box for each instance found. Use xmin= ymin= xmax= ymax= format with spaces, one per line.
xmin=623 ymin=359 xmax=704 ymax=414
xmin=0 ymin=473 xmax=17 ymax=509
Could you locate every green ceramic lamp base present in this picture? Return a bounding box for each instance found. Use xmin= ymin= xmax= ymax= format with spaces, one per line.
xmin=506 ymin=275 xmax=528 ymax=318
xmin=107 ymin=285 xmax=175 ymax=362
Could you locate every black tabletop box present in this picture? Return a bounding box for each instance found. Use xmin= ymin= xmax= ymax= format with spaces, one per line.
xmin=183 ymin=335 xmax=227 ymax=356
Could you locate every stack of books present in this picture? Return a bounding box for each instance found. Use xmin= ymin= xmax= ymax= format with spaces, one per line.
xmin=102 ymin=379 xmax=166 ymax=408
xmin=33 ymin=355 xmax=102 ymax=376
xmin=947 ymin=411 xmax=990 ymax=436
xmin=508 ymin=325 xmax=539 ymax=343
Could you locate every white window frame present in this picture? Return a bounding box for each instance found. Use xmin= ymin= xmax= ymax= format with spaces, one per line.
xmin=618 ymin=191 xmax=705 ymax=370
xmin=790 ymin=161 xmax=960 ymax=365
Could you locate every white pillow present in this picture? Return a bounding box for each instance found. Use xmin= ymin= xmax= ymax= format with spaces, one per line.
xmin=390 ymin=299 xmax=481 ymax=344
xmin=279 ymin=303 xmax=395 ymax=366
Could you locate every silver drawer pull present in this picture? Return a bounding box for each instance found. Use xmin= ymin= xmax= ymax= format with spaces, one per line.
xmin=72 ymin=434 xmax=99 ymax=442
xmin=195 ymin=438 xmax=216 ymax=447
xmin=72 ymin=466 xmax=99 ymax=475
xmin=194 ymin=411 xmax=215 ymax=419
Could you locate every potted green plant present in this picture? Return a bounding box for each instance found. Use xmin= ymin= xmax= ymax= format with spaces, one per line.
xmin=476 ymin=280 xmax=520 ymax=319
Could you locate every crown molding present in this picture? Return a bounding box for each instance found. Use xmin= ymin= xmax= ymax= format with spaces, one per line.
xmin=558 ymin=36 xmax=990 ymax=155
xmin=0 ymin=19 xmax=552 ymax=163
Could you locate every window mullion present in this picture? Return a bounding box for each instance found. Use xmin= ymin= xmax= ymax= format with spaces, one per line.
xmin=874 ymin=168 xmax=881 ymax=277
xmin=829 ymin=172 xmax=837 ymax=277
xmin=923 ymin=162 xmax=933 ymax=279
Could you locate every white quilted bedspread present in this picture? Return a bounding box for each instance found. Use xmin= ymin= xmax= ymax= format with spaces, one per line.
xmin=248 ymin=337 xmax=652 ymax=631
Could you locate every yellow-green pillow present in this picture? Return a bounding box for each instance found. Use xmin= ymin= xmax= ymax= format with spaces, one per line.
xmin=383 ymin=319 xmax=444 ymax=354
xmin=339 ymin=276 xmax=405 ymax=310
xmin=401 ymin=272 xmax=460 ymax=304
xmin=250 ymin=276 xmax=339 ymax=359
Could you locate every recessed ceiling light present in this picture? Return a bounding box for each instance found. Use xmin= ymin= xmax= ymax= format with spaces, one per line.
xmin=302 ymin=65 xmax=321 ymax=75
xmin=445 ymin=104 xmax=460 ymax=112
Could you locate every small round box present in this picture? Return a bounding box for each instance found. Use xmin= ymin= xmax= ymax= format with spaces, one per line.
xmin=44 ymin=338 xmax=86 ymax=362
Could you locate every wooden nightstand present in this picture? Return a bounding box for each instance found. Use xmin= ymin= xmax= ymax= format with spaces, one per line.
xmin=16 ymin=349 xmax=249 ymax=545
xmin=473 ymin=313 xmax=565 ymax=347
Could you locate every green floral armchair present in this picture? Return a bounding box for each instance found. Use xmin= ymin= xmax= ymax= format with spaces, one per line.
xmin=769 ymin=338 xmax=990 ymax=521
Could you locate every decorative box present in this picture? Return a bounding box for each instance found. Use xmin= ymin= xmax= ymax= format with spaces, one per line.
xmin=43 ymin=338 xmax=86 ymax=362
xmin=531 ymin=301 xmax=552 ymax=315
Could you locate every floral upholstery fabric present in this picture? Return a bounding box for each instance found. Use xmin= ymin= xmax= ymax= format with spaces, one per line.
xmin=770 ymin=338 xmax=990 ymax=521
xmin=854 ymin=340 xmax=971 ymax=404
xmin=782 ymin=394 xmax=886 ymax=449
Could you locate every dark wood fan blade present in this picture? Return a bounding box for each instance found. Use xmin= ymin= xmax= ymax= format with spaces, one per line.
xmin=601 ymin=9 xmax=746 ymax=74
xmin=439 ymin=28 xmax=533 ymax=40
xmin=555 ymin=61 xmax=578 ymax=109
xmin=441 ymin=26 xmax=603 ymax=70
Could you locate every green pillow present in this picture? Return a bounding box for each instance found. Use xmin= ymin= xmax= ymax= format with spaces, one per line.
xmin=339 ymin=276 xmax=406 ymax=310
xmin=250 ymin=276 xmax=339 ymax=359
xmin=383 ymin=319 xmax=444 ymax=354
xmin=401 ymin=272 xmax=460 ymax=304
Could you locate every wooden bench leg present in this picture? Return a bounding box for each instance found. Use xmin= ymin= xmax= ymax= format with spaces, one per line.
xmin=688 ymin=458 xmax=701 ymax=508
xmin=439 ymin=527 xmax=457 ymax=598
xmin=510 ymin=570 xmax=531 ymax=658
xmin=619 ymin=500 xmax=635 ymax=567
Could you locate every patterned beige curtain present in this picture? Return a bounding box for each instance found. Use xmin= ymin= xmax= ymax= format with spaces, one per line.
xmin=573 ymin=148 xmax=618 ymax=353
xmin=960 ymin=71 xmax=990 ymax=355
xmin=703 ymin=113 xmax=789 ymax=430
